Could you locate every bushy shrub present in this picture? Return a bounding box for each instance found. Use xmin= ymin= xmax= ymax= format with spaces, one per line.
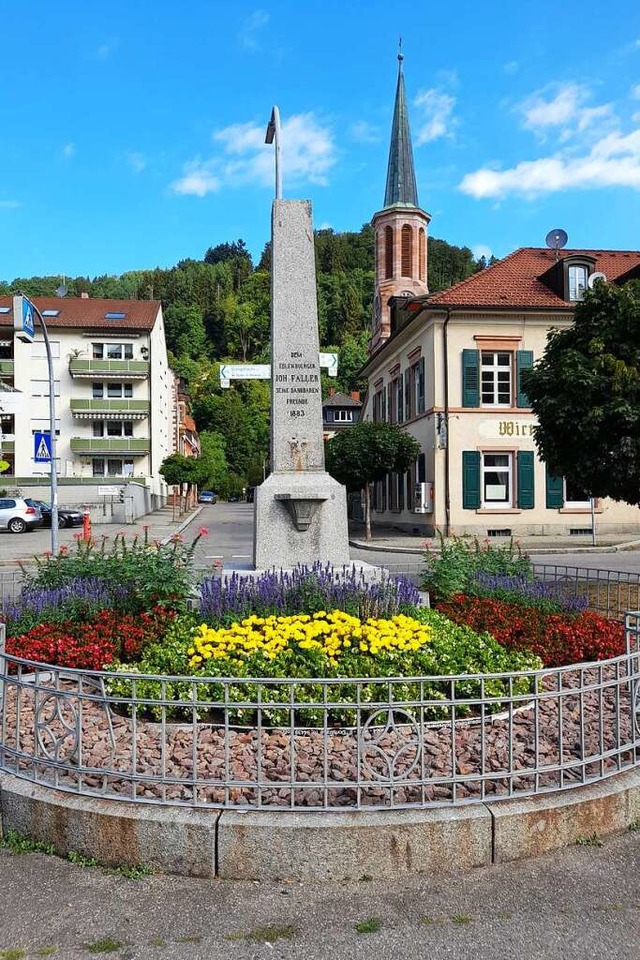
xmin=198 ymin=563 xmax=421 ymax=624
xmin=18 ymin=529 xmax=206 ymax=615
xmin=421 ymin=534 xmax=531 ymax=600
xmin=435 ymin=594 xmax=625 ymax=666
xmin=105 ymin=607 xmax=542 ymax=725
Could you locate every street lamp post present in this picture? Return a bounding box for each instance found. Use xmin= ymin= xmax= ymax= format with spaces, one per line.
xmin=265 ymin=106 xmax=282 ymax=200
xmin=14 ymin=295 xmax=59 ymax=555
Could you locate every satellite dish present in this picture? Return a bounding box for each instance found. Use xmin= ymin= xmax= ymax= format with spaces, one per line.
xmin=55 ymin=284 xmax=68 ymax=298
xmin=588 ymin=271 xmax=607 ymax=289
xmin=545 ymin=229 xmax=568 ymax=251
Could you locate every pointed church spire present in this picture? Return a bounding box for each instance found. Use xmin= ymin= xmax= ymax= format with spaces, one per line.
xmin=383 ymin=47 xmax=419 ymax=209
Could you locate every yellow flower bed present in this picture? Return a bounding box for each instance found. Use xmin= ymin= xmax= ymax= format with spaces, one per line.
xmin=187 ymin=610 xmax=433 ymax=669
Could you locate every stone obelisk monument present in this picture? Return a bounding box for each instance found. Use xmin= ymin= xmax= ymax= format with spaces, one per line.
xmin=253 ymin=198 xmax=350 ymax=569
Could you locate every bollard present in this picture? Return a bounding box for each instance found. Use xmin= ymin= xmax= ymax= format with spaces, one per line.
xmin=82 ymin=509 xmax=91 ymax=542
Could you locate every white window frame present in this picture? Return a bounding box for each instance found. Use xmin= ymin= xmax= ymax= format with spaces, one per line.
xmin=568 ymin=265 xmax=588 ymax=301
xmin=481 ymin=451 xmax=513 ymax=508
xmin=481 ymin=352 xmax=512 ymax=407
xmin=563 ymin=478 xmax=591 ymax=508
xmin=334 ymin=410 xmax=353 ymax=423
xmin=93 ymin=343 xmax=134 ymax=360
xmin=30 ymin=380 xmax=61 ymax=397
xmin=32 ymin=340 xmax=60 ymax=359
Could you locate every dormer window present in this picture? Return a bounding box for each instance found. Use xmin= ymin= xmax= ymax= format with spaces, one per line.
xmin=568 ymin=264 xmax=588 ymax=301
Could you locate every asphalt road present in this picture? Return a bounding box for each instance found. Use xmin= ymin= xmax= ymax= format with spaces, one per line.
xmin=0 ymin=830 xmax=639 ymax=959
xmin=193 ymin=502 xmax=640 ymax=578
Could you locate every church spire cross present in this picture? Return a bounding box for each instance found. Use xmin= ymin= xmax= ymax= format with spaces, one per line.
xmin=383 ymin=49 xmax=419 ymax=209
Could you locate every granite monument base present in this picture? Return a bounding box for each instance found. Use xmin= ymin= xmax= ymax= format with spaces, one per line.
xmin=253 ymin=471 xmax=350 ymax=570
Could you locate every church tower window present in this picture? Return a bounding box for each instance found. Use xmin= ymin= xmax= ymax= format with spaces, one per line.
xmin=384 ymin=226 xmax=394 ymax=279
xmin=401 ymin=225 xmax=413 ymax=277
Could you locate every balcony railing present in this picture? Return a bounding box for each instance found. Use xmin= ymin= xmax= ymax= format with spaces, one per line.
xmin=0 ymin=360 xmax=14 ymax=377
xmin=70 ymin=399 xmax=150 ymax=420
xmin=69 ymin=359 xmax=149 ymax=379
xmin=69 ymin=438 xmax=150 ymax=455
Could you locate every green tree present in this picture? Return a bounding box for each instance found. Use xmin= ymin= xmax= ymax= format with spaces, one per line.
xmin=197 ymin=430 xmax=229 ymax=493
xmin=523 ymin=279 xmax=640 ymax=505
xmin=163 ymin=304 xmax=207 ymax=359
xmin=325 ymin=422 xmax=420 ymax=540
xmin=159 ymin=453 xmax=201 ymax=511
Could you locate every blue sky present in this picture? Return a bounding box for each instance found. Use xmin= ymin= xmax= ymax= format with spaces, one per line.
xmin=1 ymin=1 xmax=640 ymax=279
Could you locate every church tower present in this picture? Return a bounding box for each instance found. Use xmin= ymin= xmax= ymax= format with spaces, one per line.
xmin=371 ymin=52 xmax=430 ymax=353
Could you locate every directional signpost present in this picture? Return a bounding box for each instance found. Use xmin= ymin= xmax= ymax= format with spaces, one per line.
xmin=220 ymin=354 xmax=338 ymax=388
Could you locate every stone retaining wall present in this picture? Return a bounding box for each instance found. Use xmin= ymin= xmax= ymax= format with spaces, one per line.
xmin=2 ymin=767 xmax=639 ymax=881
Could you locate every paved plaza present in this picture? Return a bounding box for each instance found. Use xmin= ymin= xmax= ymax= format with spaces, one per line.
xmin=0 ymin=830 xmax=639 ymax=958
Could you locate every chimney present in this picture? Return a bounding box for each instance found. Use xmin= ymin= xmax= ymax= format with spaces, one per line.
xmin=80 ymin=292 xmax=89 ymax=299
xmin=350 ymin=391 xmax=360 ymax=402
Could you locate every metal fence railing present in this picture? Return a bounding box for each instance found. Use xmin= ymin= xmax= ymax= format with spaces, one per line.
xmin=1 ymin=619 xmax=639 ymax=812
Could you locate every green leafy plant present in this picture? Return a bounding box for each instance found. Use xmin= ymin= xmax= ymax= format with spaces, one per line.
xmin=421 ymin=532 xmax=531 ymax=600
xmin=85 ymin=938 xmax=123 ymax=954
xmin=355 ymin=918 xmax=383 ymax=934
xmin=20 ymin=529 xmax=206 ymax=614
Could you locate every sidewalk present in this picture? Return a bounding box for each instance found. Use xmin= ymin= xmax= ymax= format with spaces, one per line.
xmin=0 ymin=505 xmax=205 ymax=566
xmin=349 ymin=523 xmax=640 ymax=555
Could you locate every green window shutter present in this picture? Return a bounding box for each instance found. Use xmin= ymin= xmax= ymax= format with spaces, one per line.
xmin=462 ymin=451 xmax=481 ymax=509
xmin=516 ymin=350 xmax=534 ymax=408
xmin=462 ymin=349 xmax=480 ymax=407
xmin=545 ymin=464 xmax=564 ymax=508
xmin=517 ymin=450 xmax=535 ymax=509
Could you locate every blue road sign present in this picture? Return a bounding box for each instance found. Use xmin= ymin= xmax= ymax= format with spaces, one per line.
xmin=34 ymin=431 xmax=52 ymax=463
xmin=13 ymin=295 xmax=35 ymax=343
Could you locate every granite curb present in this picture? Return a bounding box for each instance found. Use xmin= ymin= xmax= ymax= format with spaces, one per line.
xmin=2 ymin=767 xmax=639 ymax=881
xmin=349 ymin=536 xmax=640 ymax=556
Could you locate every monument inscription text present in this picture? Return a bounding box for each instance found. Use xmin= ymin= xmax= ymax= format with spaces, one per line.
xmin=275 ymin=350 xmax=321 ymax=418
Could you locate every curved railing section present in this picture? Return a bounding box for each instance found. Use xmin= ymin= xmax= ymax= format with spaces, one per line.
xmin=1 ymin=614 xmax=639 ymax=811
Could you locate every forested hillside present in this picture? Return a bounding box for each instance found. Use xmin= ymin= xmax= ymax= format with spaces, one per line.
xmin=1 ymin=225 xmax=488 ymax=493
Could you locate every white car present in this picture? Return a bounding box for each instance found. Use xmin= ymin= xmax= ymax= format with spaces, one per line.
xmin=0 ymin=497 xmax=42 ymax=533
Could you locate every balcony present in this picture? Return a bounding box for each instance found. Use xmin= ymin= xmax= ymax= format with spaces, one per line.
xmin=70 ymin=399 xmax=150 ymax=420
xmin=0 ymin=360 xmax=14 ymax=378
xmin=69 ymin=358 xmax=149 ymax=380
xmin=70 ymin=438 xmax=150 ymax=456
xmin=0 ymin=439 xmax=14 ymax=453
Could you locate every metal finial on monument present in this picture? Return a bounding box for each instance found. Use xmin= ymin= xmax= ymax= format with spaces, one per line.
xmin=398 ymin=36 xmax=403 ymax=63
xmin=265 ymin=106 xmax=282 ymax=200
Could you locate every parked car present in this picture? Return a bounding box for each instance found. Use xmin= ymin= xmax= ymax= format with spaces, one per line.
xmin=198 ymin=491 xmax=217 ymax=504
xmin=0 ymin=497 xmax=42 ymax=533
xmin=24 ymin=499 xmax=84 ymax=528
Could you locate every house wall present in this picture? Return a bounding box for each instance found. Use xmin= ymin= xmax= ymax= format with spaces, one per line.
xmin=6 ymin=307 xmax=170 ymax=516
xmin=365 ymin=308 xmax=640 ymax=537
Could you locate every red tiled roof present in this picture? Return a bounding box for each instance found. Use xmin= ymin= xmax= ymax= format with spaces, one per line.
xmin=424 ymin=248 xmax=640 ymax=310
xmin=0 ymin=296 xmax=161 ymax=330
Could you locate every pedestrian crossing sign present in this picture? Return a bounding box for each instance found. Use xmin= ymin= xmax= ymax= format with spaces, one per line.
xmin=34 ymin=431 xmax=52 ymax=463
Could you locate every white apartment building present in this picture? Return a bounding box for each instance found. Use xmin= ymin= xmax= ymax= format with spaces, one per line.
xmin=0 ymin=295 xmax=171 ymax=513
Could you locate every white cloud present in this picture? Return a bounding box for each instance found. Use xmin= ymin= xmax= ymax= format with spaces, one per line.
xmin=349 ymin=120 xmax=381 ymax=143
xmin=127 ymin=152 xmax=147 ymax=173
xmin=459 ymin=128 xmax=640 ymax=199
xmin=171 ymin=162 xmax=221 ymax=197
xmin=171 ymin=112 xmax=336 ymax=197
xmin=0 ymin=200 xmax=21 ymax=209
xmin=238 ymin=10 xmax=269 ymax=50
xmin=414 ymin=89 xmax=456 ymax=144
xmin=461 ymin=79 xmax=640 ymax=200
xmin=631 ymin=84 xmax=640 ymax=100
xmin=61 ymin=143 xmax=76 ymax=160
xmin=518 ymin=83 xmax=614 ymax=141
xmin=504 ymin=60 xmax=519 ymax=75
xmin=472 ymin=243 xmax=493 ymax=261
